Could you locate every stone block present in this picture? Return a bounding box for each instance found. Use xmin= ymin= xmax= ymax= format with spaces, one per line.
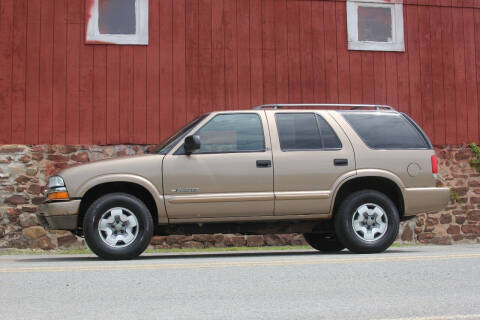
xmin=22 ymin=226 xmax=46 ymax=240
xmin=246 ymin=235 xmax=264 ymax=247
xmin=19 ymin=213 xmax=38 ymax=227
xmin=447 ymin=225 xmax=460 ymax=235
xmin=4 ymin=195 xmax=29 ymax=205
xmin=461 ymin=225 xmax=480 ymax=234
xmin=401 ymin=224 xmax=414 ymax=242
xmin=440 ymin=214 xmax=452 ymax=224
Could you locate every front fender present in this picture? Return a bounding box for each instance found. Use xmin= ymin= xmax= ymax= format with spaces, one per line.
xmin=76 ymin=174 xmax=168 ymax=223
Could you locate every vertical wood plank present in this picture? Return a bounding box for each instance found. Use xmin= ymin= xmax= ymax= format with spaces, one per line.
xmin=463 ymin=8 xmax=478 ymax=143
xmin=249 ymin=0 xmax=263 ymax=106
xmin=430 ymin=5 xmax=446 ymax=145
xmin=106 ymin=46 xmax=120 ymax=144
xmin=406 ymin=4 xmax=422 ymax=125
xmin=262 ymin=0 xmax=276 ymax=103
xmin=418 ymin=4 xmax=434 ymax=140
xmin=475 ymin=10 xmax=480 ymax=146
xmin=396 ymin=3 xmax=410 ymax=114
xmin=0 ymin=0 xmax=14 ymax=144
xmin=52 ymin=0 xmax=67 ymax=144
xmin=11 ymin=0 xmax=27 ymax=144
xmin=38 ymin=0 xmax=54 ymax=144
xmin=185 ymin=0 xmax=199 ymax=119
xmin=198 ymin=0 xmax=213 ymax=112
xmin=312 ymin=0 xmax=326 ymax=102
xmin=79 ymin=45 xmax=94 ymax=144
xmin=146 ymin=0 xmax=160 ymax=143
xmin=373 ymin=53 xmax=386 ymax=104
xmin=385 ymin=53 xmax=398 ymax=109
xmin=224 ymin=0 xmax=238 ymax=108
xmin=92 ymin=46 xmax=107 ymax=145
xmin=299 ymin=0 xmax=314 ymax=103
xmin=335 ymin=1 xmax=350 ymax=104
xmin=324 ymin=0 xmax=338 ymax=103
xmin=118 ymin=47 xmax=133 ymax=143
xmin=361 ymin=53 xmax=375 ymax=103
xmin=172 ymin=0 xmax=187 ymax=130
xmin=212 ymin=0 xmax=226 ymax=110
xmin=287 ymin=0 xmax=301 ymax=103
xmin=237 ymin=0 xmax=251 ymax=108
xmin=452 ymin=6 xmax=468 ymax=144
xmin=442 ymin=4 xmax=457 ymax=145
xmin=66 ymin=0 xmax=82 ymax=144
xmin=349 ymin=51 xmax=363 ymax=103
xmin=133 ymin=46 xmax=147 ymax=144
xmin=159 ymin=0 xmax=174 ymax=139
xmin=25 ymin=0 xmax=41 ymax=144
xmin=274 ymin=0 xmax=288 ymax=103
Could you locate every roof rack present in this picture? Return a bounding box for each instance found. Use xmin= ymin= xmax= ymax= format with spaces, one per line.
xmin=253 ymin=103 xmax=394 ymax=111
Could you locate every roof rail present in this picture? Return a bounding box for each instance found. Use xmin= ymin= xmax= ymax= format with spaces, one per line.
xmin=253 ymin=103 xmax=394 ymax=111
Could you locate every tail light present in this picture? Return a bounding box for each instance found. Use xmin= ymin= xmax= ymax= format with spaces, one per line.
xmin=431 ymin=155 xmax=438 ymax=174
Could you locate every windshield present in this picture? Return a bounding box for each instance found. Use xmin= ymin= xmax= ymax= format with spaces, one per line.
xmin=153 ymin=114 xmax=209 ymax=154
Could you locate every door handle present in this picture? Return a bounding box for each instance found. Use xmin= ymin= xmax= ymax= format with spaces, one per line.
xmin=256 ymin=160 xmax=272 ymax=168
xmin=334 ymin=158 xmax=348 ymax=166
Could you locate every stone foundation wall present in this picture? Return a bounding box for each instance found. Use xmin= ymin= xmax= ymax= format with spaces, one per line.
xmin=0 ymin=144 xmax=478 ymax=250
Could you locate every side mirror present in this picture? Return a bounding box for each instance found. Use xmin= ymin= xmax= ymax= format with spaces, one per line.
xmin=184 ymin=135 xmax=201 ymax=155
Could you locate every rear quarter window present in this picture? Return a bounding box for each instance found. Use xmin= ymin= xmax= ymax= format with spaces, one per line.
xmin=340 ymin=112 xmax=431 ymax=149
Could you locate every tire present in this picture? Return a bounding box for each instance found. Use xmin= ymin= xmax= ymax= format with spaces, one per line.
xmin=303 ymin=233 xmax=345 ymax=252
xmin=83 ymin=193 xmax=154 ymax=260
xmin=334 ymin=190 xmax=399 ymax=254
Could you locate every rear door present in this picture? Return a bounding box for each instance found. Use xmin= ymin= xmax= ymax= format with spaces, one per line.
xmin=266 ymin=111 xmax=355 ymax=215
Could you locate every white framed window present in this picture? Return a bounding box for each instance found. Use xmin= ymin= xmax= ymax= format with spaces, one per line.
xmin=347 ymin=0 xmax=404 ymax=52
xmin=86 ymin=0 xmax=149 ymax=45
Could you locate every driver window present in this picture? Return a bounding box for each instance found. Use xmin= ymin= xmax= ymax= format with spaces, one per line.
xmin=190 ymin=113 xmax=265 ymax=154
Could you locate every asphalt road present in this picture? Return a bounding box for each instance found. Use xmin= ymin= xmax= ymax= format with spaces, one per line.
xmin=0 ymin=245 xmax=479 ymax=320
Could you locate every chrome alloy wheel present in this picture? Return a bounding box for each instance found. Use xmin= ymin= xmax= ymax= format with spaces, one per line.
xmin=351 ymin=203 xmax=388 ymax=242
xmin=98 ymin=207 xmax=139 ymax=248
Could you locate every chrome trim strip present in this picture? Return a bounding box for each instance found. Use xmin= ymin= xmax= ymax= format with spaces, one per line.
xmin=275 ymin=191 xmax=330 ymax=200
xmin=166 ymin=192 xmax=274 ymax=204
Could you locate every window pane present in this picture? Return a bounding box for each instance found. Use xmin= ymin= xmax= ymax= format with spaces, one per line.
xmin=341 ymin=112 xmax=429 ymax=149
xmin=316 ymin=115 xmax=342 ymax=149
xmin=357 ymin=6 xmax=392 ymax=42
xmin=99 ymin=0 xmax=136 ymax=35
xmin=194 ymin=114 xmax=265 ymax=153
xmin=276 ymin=114 xmax=322 ymax=151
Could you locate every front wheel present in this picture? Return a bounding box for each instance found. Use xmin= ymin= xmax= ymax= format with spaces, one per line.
xmin=334 ymin=190 xmax=399 ymax=254
xmin=83 ymin=193 xmax=154 ymax=260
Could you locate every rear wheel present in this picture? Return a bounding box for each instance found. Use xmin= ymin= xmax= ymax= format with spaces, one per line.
xmin=303 ymin=233 xmax=345 ymax=252
xmin=334 ymin=190 xmax=399 ymax=254
xmin=83 ymin=193 xmax=154 ymax=260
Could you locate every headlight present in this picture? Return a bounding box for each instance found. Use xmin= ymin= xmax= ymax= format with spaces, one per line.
xmin=47 ymin=176 xmax=69 ymax=201
xmin=48 ymin=176 xmax=65 ymax=188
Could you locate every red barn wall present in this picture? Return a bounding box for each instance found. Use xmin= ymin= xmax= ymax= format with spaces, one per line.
xmin=1 ymin=0 xmax=480 ymax=146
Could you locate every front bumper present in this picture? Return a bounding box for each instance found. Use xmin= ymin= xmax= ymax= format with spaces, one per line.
xmin=403 ymin=187 xmax=450 ymax=216
xmin=38 ymin=200 xmax=81 ymax=230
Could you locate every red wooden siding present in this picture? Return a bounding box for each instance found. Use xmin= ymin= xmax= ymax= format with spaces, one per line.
xmin=1 ymin=0 xmax=480 ymax=146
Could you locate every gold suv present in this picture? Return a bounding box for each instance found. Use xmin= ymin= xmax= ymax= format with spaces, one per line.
xmin=39 ymin=104 xmax=450 ymax=259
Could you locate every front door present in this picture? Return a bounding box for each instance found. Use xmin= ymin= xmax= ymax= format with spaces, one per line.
xmin=163 ymin=112 xmax=274 ymax=220
xmin=266 ymin=111 xmax=356 ymax=216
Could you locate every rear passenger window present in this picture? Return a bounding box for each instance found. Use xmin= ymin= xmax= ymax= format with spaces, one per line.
xmin=316 ymin=115 xmax=342 ymax=149
xmin=275 ymin=113 xmax=342 ymax=151
xmin=341 ymin=112 xmax=429 ymax=149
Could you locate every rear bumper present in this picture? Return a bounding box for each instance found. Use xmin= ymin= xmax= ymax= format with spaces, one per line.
xmin=38 ymin=200 xmax=80 ymax=230
xmin=403 ymin=187 xmax=450 ymax=216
